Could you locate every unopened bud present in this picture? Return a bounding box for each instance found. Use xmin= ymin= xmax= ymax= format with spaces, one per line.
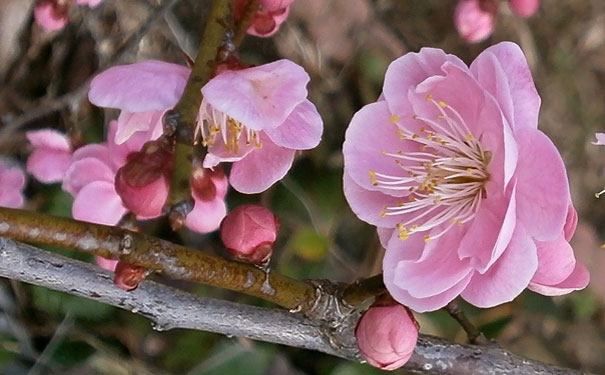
xmin=508 ymin=0 xmax=539 ymax=17
xmin=113 ymin=262 xmax=146 ymax=291
xmin=115 ymin=138 xmax=173 ymax=219
xmin=454 ymin=0 xmax=498 ymax=43
xmin=220 ymin=204 xmax=279 ymax=265
xmin=355 ymin=297 xmax=419 ymax=371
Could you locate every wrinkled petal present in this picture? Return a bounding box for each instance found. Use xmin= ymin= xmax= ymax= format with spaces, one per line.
xmin=377 ymin=227 xmax=395 ymax=248
xmin=264 ymin=100 xmax=323 ymax=150
xmin=202 ymin=60 xmax=309 ymax=131
xmin=461 ymin=224 xmax=538 ymax=307
xmin=26 ymin=149 xmax=72 ymax=183
xmin=471 ymin=42 xmax=540 ymax=132
xmin=593 ymin=133 xmax=605 ymax=146
xmin=383 ymin=48 xmax=466 ymax=116
xmin=228 ymin=134 xmax=295 ymax=193
xmin=62 ymin=157 xmax=114 ymax=195
xmin=72 ymin=181 xmax=127 ymax=225
xmin=531 ymin=234 xmax=576 ymax=286
xmin=529 ymin=262 xmax=589 ymax=296
xmin=115 ymin=111 xmax=163 ymax=145
xmin=515 ymin=128 xmax=569 ymax=241
xmin=343 ymin=101 xmax=418 ymax=197
xmin=564 ymin=202 xmax=577 ymax=242
xmin=72 ymin=144 xmax=110 ymax=164
xmin=89 ymin=61 xmax=189 ymax=112
xmin=185 ymin=196 xmax=227 ymax=234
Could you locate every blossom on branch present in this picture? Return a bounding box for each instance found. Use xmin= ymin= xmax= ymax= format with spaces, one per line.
xmin=343 ymin=42 xmax=588 ymax=312
xmin=0 ymin=160 xmax=26 ymax=209
xmin=26 ymin=129 xmax=72 ymax=183
xmin=199 ymin=59 xmax=323 ymax=193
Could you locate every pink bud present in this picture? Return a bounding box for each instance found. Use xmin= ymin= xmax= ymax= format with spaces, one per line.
xmin=234 ymin=0 xmax=291 ymax=37
xmin=34 ymin=0 xmax=68 ymax=31
xmin=355 ymin=299 xmax=419 ymax=371
xmin=220 ymin=204 xmax=279 ymax=264
xmin=508 ymin=0 xmax=539 ymax=17
xmin=114 ymin=138 xmax=172 ymax=219
xmin=113 ymin=262 xmax=146 ymax=291
xmin=454 ymin=0 xmax=498 ymax=43
xmin=95 ymin=256 xmax=118 ymax=272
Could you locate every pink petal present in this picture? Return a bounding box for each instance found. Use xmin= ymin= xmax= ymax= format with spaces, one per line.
xmin=0 ymin=190 xmax=24 ymax=208
xmin=508 ymin=0 xmax=540 ymax=17
xmin=453 ymin=0 xmax=496 ymax=43
xmin=72 ymin=181 xmax=127 ymax=225
xmin=592 ymin=133 xmax=605 ymax=146
xmin=26 ymin=149 xmax=72 ymax=183
xmin=62 ymin=157 xmax=114 ymax=195
xmin=107 ymin=119 xmax=157 ymax=169
xmin=529 ymin=262 xmax=589 ymax=296
xmin=260 ymin=0 xmax=294 ymax=12
xmin=391 ymin=225 xmax=473 ymax=299
xmin=34 ymin=1 xmax=68 ymax=31
xmin=114 ymin=111 xmax=163 ymax=145
xmin=89 ymin=61 xmax=190 ymax=112
xmin=564 ymin=203 xmax=577 ymax=242
xmin=461 ymin=224 xmax=538 ymax=308
xmin=343 ymin=101 xmax=417 ymax=197
xmin=228 ymin=134 xmax=296 ymax=193
xmin=531 ymin=234 xmax=576 ymax=286
xmin=458 ymin=186 xmax=516 ymax=272
xmin=185 ymin=196 xmax=227 ymax=234
xmin=515 ymin=128 xmax=569 ymax=241
xmin=203 ymin=137 xmax=256 ymax=168
xmin=470 ymin=42 xmax=540 ymax=133
xmin=383 ymin=47 xmax=466 ymax=116
xmin=71 ymin=144 xmax=110 ymax=164
xmin=377 ymin=227 xmax=395 ymax=248
xmin=26 ymin=129 xmax=71 ymax=151
xmin=343 ymin=173 xmax=405 ymax=228
xmin=95 ymin=256 xmax=118 ymax=272
xmin=201 ymin=60 xmax=309 ymax=131
xmin=0 ymin=165 xmax=26 ymax=190
xmin=264 ymin=100 xmax=323 ymax=150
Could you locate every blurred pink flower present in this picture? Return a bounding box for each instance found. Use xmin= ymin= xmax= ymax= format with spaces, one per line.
xmin=343 ymin=42 xmax=588 ymax=312
xmin=355 ymin=299 xmax=418 ymax=370
xmin=95 ymin=256 xmax=118 ymax=272
xmin=508 ymin=0 xmax=540 ymax=17
xmin=199 ymin=59 xmax=323 ymax=193
xmin=34 ymin=0 xmax=104 ymax=31
xmin=34 ymin=0 xmax=68 ymax=31
xmin=0 ymin=160 xmax=26 ymax=208
xmin=88 ymin=61 xmax=189 ymax=145
xmin=454 ymin=0 xmax=498 ymax=43
xmin=220 ymin=204 xmax=279 ymax=264
xmin=234 ymin=0 xmax=294 ymax=37
xmin=26 ymin=129 xmax=72 ymax=183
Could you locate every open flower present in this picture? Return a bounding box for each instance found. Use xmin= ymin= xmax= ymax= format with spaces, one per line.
xmin=0 ymin=160 xmax=26 ymax=208
xmin=198 ymin=59 xmax=323 ymax=193
xmin=343 ymin=42 xmax=588 ymax=312
xmin=26 ymin=129 xmax=72 ymax=183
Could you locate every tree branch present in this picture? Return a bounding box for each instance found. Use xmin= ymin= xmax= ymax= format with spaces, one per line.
xmin=0 ymin=238 xmax=591 ymax=375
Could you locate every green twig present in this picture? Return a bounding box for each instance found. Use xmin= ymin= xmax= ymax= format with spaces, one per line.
xmin=233 ymin=0 xmax=259 ymax=46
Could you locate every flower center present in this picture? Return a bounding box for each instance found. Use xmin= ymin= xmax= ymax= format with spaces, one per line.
xmin=197 ymin=98 xmax=262 ymax=154
xmin=371 ymin=95 xmax=491 ymax=242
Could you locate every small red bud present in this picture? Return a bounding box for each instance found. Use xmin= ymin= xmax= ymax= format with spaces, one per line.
xmin=220 ymin=204 xmax=279 ymax=265
xmin=355 ymin=297 xmax=419 ymax=371
xmin=113 ymin=262 xmax=147 ymax=291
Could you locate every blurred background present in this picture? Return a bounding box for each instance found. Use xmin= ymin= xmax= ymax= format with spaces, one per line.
xmin=0 ymin=0 xmax=604 ymax=373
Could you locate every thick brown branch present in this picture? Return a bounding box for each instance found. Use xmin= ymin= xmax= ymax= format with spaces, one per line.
xmin=0 ymin=207 xmax=316 ymax=311
xmin=0 ymin=238 xmax=592 ymax=375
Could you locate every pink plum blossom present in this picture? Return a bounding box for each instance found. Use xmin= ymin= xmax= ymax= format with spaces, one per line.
xmin=88 ymin=61 xmax=189 ymax=145
xmin=508 ymin=0 xmax=540 ymax=17
xmin=220 ymin=204 xmax=280 ymax=264
xmin=234 ymin=0 xmax=294 ymax=37
xmin=34 ymin=0 xmax=68 ymax=31
xmin=343 ymin=42 xmax=589 ymax=312
xmin=0 ymin=160 xmax=26 ymax=208
xmin=198 ymin=59 xmax=323 ymax=193
xmin=454 ymin=0 xmax=498 ymax=43
xmin=355 ymin=298 xmax=418 ymax=370
xmin=26 ymin=129 xmax=72 ymax=183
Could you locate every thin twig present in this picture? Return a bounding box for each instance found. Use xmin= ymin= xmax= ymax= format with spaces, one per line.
xmin=445 ymin=300 xmax=488 ymax=345
xmin=0 ymin=238 xmax=592 ymax=375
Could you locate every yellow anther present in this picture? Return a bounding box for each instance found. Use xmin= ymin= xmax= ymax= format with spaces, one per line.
xmin=438 ymin=100 xmax=447 ymax=108
xmin=419 ymin=126 xmax=426 ymax=133
xmin=412 ymin=134 xmax=419 ymax=139
xmin=466 ymin=134 xmax=474 ymax=141
xmin=390 ymin=115 xmax=400 ymax=123
xmin=425 ymin=94 xmax=433 ymax=102
xmin=397 ymin=129 xmax=407 ymax=140
xmin=369 ymin=170 xmax=378 ymax=186
xmin=424 ymin=235 xmax=431 ymax=242
xmin=437 ymin=114 xmax=445 ymax=121
xmin=397 ymin=224 xmax=410 ymax=240
xmin=408 ymin=195 xmax=416 ymax=201
xmin=397 ymin=201 xmax=404 ymax=207
xmin=433 ymin=196 xmax=442 ymax=204
xmin=380 ymin=210 xmax=386 ymax=218
xmin=381 ymin=150 xmax=387 ymax=156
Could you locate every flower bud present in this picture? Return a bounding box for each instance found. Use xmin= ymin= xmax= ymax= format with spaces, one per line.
xmin=355 ymin=298 xmax=419 ymax=371
xmin=454 ymin=0 xmax=498 ymax=43
xmin=34 ymin=0 xmax=69 ymax=31
xmin=508 ymin=0 xmax=539 ymax=17
xmin=115 ymin=138 xmax=173 ymax=219
xmin=113 ymin=262 xmax=146 ymax=291
xmin=95 ymin=256 xmax=118 ymax=272
xmin=220 ymin=204 xmax=279 ymax=264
